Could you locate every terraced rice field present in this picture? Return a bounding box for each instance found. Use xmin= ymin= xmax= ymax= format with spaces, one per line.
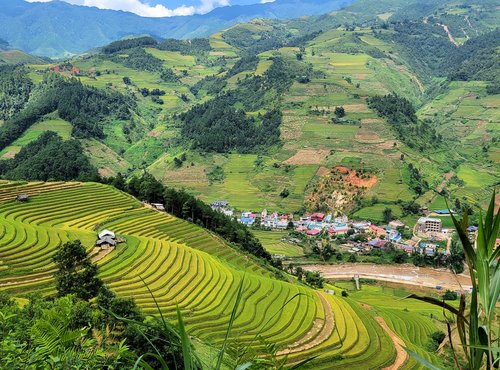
xmin=0 ymin=181 xmax=430 ymax=367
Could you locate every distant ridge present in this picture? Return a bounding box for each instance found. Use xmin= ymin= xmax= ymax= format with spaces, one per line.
xmin=0 ymin=0 xmax=353 ymax=58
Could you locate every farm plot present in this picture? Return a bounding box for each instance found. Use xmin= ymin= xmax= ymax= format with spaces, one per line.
xmin=253 ymin=230 xmax=304 ymax=257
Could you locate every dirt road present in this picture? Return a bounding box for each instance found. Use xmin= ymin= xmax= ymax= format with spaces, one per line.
xmin=375 ymin=316 xmax=408 ymax=370
xmin=303 ymin=264 xmax=471 ymax=291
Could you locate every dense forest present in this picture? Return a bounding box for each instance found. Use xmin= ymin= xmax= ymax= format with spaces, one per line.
xmin=180 ymin=56 xmax=298 ymax=153
xmin=0 ymin=131 xmax=98 ymax=181
xmin=0 ymin=65 xmax=33 ymax=120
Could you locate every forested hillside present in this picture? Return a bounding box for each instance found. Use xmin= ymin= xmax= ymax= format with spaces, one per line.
xmin=0 ymin=0 xmax=498 ymax=222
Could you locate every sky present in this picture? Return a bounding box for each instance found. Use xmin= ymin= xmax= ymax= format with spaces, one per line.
xmin=25 ymin=0 xmax=271 ymax=17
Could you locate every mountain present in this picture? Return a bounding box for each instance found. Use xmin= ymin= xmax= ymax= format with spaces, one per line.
xmin=0 ymin=0 xmax=353 ymax=58
xmin=0 ymin=0 xmax=498 ymax=219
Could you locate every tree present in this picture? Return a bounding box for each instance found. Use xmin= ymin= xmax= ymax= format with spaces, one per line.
xmin=322 ymin=243 xmax=335 ymax=261
xmin=449 ymin=237 xmax=465 ymax=273
xmin=295 ymin=266 xmax=304 ymax=280
xmin=334 ymin=106 xmax=345 ymax=118
xmin=123 ymin=76 xmax=131 ymax=85
xmin=305 ymin=271 xmax=324 ymax=289
xmin=383 ymin=207 xmax=393 ymax=223
xmin=392 ymin=249 xmax=408 ymax=264
xmin=348 ymin=253 xmax=358 ymax=263
xmin=53 ymin=240 xmax=103 ymax=300
xmin=279 ymin=188 xmax=289 ymax=198
xmin=442 ymin=290 xmax=458 ymax=300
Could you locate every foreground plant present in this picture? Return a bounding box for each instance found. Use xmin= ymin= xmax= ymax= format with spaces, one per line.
xmin=405 ymin=192 xmax=500 ymax=369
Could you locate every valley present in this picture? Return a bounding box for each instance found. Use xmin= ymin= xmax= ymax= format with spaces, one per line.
xmin=0 ymin=0 xmax=498 ymax=368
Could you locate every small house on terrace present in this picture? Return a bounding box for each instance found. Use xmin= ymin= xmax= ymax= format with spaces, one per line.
xmin=16 ymin=194 xmax=29 ymax=202
xmin=98 ymin=230 xmax=115 ymax=239
xmin=96 ymin=229 xmax=116 ymax=249
xmin=151 ymin=203 xmax=165 ymax=211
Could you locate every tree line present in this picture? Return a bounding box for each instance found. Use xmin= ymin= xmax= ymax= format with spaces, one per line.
xmin=368 ymin=94 xmax=442 ymax=151
xmin=113 ymin=173 xmax=274 ymax=264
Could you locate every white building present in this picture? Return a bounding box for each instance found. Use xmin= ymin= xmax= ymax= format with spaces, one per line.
xmin=416 ymin=217 xmax=442 ymax=233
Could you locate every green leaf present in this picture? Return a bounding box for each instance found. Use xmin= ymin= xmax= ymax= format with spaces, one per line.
xmin=405 ymin=294 xmax=463 ymax=319
xmin=215 ymin=275 xmax=246 ymax=370
xmin=403 ymin=347 xmax=443 ymax=370
xmin=176 ymin=305 xmax=195 ymax=370
xmin=288 ymin=356 xmax=319 ymax=369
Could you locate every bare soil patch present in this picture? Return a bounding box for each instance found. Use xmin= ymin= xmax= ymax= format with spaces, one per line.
xmin=2 ymin=150 xmax=18 ymax=159
xmin=356 ymin=130 xmax=382 ymax=142
xmin=335 ymin=166 xmax=378 ymax=188
xmin=316 ymin=166 xmax=331 ymax=177
xmin=306 ymin=167 xmax=377 ymax=214
xmin=283 ymin=149 xmax=330 ymax=165
xmin=355 ymin=73 xmax=366 ymax=79
xmin=303 ymin=264 xmax=472 ymax=291
xmin=436 ymin=171 xmax=454 ymax=193
xmin=98 ymin=167 xmax=115 ymax=178
xmin=343 ymin=103 xmax=370 ymax=113
xmin=361 ymin=118 xmax=384 ymax=124
xmin=277 ymin=293 xmax=334 ymax=355
xmin=147 ymin=129 xmax=162 ymax=138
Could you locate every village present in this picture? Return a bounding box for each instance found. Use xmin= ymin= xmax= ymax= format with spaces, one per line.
xmin=210 ymin=200 xmax=463 ymax=259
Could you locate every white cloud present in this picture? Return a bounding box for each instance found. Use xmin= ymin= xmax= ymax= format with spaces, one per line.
xmin=259 ymin=0 xmax=274 ymax=3
xmin=25 ymin=0 xmax=230 ymax=17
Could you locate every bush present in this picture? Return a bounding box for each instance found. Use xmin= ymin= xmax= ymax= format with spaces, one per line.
xmin=442 ymin=290 xmax=458 ymax=301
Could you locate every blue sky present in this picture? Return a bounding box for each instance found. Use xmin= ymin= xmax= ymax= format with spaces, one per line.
xmin=26 ymin=0 xmax=269 ymax=17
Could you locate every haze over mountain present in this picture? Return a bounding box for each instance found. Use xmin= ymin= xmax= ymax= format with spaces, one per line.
xmin=0 ymin=0 xmax=353 ymax=57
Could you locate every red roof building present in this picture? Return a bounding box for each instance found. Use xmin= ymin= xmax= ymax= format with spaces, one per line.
xmin=306 ymin=229 xmax=321 ymax=236
xmin=311 ymin=213 xmax=325 ymax=221
xmin=369 ymin=225 xmax=387 ymax=237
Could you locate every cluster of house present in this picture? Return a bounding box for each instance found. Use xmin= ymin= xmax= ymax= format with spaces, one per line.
xmin=49 ymin=64 xmax=81 ymax=75
xmin=208 ymin=200 xmax=458 ymax=257
xmin=210 ymin=201 xmax=234 ymax=217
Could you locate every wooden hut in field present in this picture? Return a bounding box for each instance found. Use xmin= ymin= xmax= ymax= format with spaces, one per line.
xmin=16 ymin=194 xmax=29 ymax=202
xmin=96 ymin=229 xmax=117 ymax=249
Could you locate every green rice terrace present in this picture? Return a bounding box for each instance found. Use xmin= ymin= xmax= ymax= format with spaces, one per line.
xmin=0 ymin=181 xmax=454 ymax=368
